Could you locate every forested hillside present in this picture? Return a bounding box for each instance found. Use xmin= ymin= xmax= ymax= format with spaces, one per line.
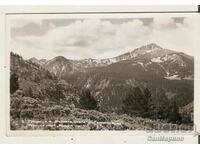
xmin=10 ymin=43 xmax=194 ymax=130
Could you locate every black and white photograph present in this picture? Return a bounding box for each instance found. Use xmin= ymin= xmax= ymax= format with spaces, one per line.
xmin=8 ymin=13 xmax=195 ymax=131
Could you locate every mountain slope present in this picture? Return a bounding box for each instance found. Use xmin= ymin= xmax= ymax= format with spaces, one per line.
xmin=10 ymin=52 xmax=81 ymax=107
xmin=29 ymin=57 xmax=47 ymax=66
xmin=24 ymin=43 xmax=194 ymax=114
xmin=68 ymin=59 xmax=193 ymax=112
xmin=43 ymin=43 xmax=193 ymax=80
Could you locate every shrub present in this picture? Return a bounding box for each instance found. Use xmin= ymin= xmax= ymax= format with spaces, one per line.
xmin=10 ymin=97 xmax=22 ymax=119
xmin=10 ymin=109 xmax=21 ymax=119
xmin=20 ymin=109 xmax=34 ymax=119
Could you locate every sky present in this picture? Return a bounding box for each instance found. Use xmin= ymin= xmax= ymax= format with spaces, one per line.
xmin=9 ymin=15 xmax=196 ymax=60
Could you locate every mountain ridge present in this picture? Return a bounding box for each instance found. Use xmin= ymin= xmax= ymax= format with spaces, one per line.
xmin=28 ymin=43 xmax=193 ymax=80
xmin=29 ymin=43 xmax=193 ymax=66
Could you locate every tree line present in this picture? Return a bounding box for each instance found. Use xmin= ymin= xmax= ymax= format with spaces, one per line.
xmin=74 ymin=86 xmax=182 ymax=124
xmin=122 ymin=87 xmax=181 ymax=124
xmin=10 ymin=73 xmax=182 ymax=124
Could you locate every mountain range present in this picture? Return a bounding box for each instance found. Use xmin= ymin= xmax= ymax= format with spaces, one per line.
xmin=29 ymin=43 xmax=194 ymax=80
xmin=24 ymin=43 xmax=194 ymax=112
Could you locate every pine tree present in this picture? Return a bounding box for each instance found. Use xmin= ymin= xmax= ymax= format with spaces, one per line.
xmin=122 ymin=87 xmax=144 ymax=116
xmin=10 ymin=73 xmax=19 ymax=94
xmin=122 ymin=93 xmax=135 ymax=115
xmin=54 ymin=84 xmax=65 ymax=104
xmin=79 ymin=89 xmax=98 ymax=110
xmin=169 ymin=102 xmax=182 ymax=124
xmin=153 ymin=88 xmax=169 ymax=119
xmin=143 ymin=88 xmax=154 ymax=118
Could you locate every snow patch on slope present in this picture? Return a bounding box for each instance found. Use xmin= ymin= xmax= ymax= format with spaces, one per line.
xmin=151 ymin=57 xmax=162 ymax=63
xmin=131 ymin=63 xmax=137 ymax=66
xmin=164 ymin=75 xmax=181 ymax=80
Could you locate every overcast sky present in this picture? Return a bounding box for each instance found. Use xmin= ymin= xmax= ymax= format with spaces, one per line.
xmin=10 ymin=16 xmax=196 ymax=60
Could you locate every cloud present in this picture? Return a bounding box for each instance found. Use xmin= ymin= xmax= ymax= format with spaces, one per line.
xmin=10 ymin=17 xmax=196 ymax=60
xmin=148 ymin=17 xmax=196 ymax=55
xmin=11 ymin=19 xmax=42 ymax=28
xmin=42 ymin=19 xmax=151 ymax=59
xmin=152 ymin=17 xmax=177 ymax=29
xmin=11 ymin=19 xmax=56 ymax=37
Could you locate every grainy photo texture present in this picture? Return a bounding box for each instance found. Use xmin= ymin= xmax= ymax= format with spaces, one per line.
xmin=9 ymin=14 xmax=194 ymax=130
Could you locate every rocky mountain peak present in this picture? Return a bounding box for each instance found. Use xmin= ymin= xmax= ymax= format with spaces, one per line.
xmin=53 ymin=56 xmax=68 ymax=61
xmin=29 ymin=57 xmax=38 ymax=62
xmin=29 ymin=57 xmax=47 ymax=65
xmin=29 ymin=57 xmax=38 ymax=60
xmin=146 ymin=43 xmax=162 ymax=49
xmin=133 ymin=43 xmax=163 ymax=53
